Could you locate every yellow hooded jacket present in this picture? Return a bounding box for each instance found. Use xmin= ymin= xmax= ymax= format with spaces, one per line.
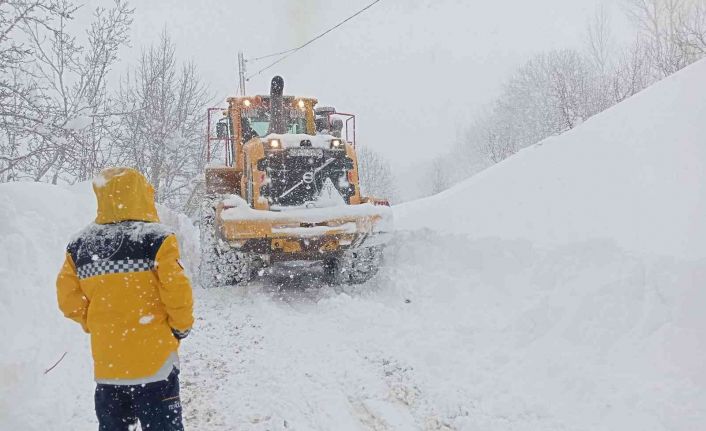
xmin=56 ymin=168 xmax=194 ymax=380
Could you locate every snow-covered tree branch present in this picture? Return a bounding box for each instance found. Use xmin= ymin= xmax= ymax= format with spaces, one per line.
xmin=356 ymin=145 xmax=397 ymax=203
xmin=112 ymin=31 xmax=210 ymax=209
xmin=0 ymin=0 xmax=133 ymax=183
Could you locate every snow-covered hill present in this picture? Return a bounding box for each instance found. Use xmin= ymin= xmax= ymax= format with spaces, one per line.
xmin=1 ymin=60 xmax=705 ymax=430
xmin=387 ymin=58 xmax=706 ymax=429
xmin=397 ymin=58 xmax=706 ymax=260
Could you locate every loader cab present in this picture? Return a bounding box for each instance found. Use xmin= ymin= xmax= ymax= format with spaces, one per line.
xmin=241 ymin=101 xmax=308 ymax=138
xmin=206 ymin=98 xmax=356 ymax=167
xmin=206 ymin=96 xmax=316 ymax=166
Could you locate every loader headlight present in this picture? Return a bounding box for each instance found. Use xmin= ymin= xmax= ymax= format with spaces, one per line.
xmin=297 ymin=99 xmax=306 ymax=109
xmin=268 ymin=139 xmax=282 ymax=149
xmin=330 ymin=139 xmax=344 ymax=149
xmin=243 ymin=99 xmax=251 ymax=107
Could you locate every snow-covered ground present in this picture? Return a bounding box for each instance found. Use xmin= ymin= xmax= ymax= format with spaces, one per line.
xmin=178 ymin=233 xmax=705 ymax=430
xmin=1 ymin=60 xmax=705 ymax=430
xmin=0 ymin=182 xmax=198 ymax=430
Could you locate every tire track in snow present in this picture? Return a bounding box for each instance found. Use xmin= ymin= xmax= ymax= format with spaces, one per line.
xmin=180 ymin=247 xmax=433 ymax=430
xmin=180 ymin=231 xmax=606 ymax=430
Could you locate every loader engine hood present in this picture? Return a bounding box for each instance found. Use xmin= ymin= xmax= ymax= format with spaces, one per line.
xmin=258 ymin=138 xmax=355 ymax=209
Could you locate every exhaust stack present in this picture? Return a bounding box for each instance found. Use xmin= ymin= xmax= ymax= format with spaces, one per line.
xmin=268 ymin=76 xmax=286 ymax=134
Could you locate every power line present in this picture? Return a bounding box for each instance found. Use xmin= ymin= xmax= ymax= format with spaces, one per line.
xmin=246 ymin=0 xmax=384 ymax=80
xmin=250 ymin=0 xmax=384 ymax=63
xmin=250 ymin=47 xmax=298 ymax=62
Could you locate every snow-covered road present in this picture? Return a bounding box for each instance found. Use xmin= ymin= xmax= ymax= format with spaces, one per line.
xmin=178 ymin=231 xmax=705 ymax=430
xmin=182 ymin=234 xmax=457 ymax=430
xmin=1 ymin=182 xmax=704 ymax=430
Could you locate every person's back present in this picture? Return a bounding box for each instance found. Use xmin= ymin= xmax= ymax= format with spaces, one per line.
xmin=56 ymin=167 xmax=194 ymax=430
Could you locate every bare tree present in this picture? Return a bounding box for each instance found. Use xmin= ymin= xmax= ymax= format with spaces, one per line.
xmin=466 ymin=111 xmax=517 ymax=165
xmin=674 ymin=0 xmax=706 ymax=53
xmin=0 ymin=0 xmax=133 ymax=183
xmin=428 ymin=156 xmax=451 ymax=196
xmin=586 ymin=5 xmax=616 ymax=75
xmin=1 ymin=0 xmax=74 ymax=181
xmin=356 ymin=145 xmax=396 ymax=203
xmin=425 ymin=1 xmax=706 ymax=192
xmin=467 ymin=49 xmax=599 ymax=167
xmin=113 ymin=31 xmax=209 ymax=209
xmin=611 ymin=37 xmax=654 ymax=102
xmin=624 ymin=0 xmax=706 ymax=78
xmin=26 ymin=0 xmax=132 ymax=183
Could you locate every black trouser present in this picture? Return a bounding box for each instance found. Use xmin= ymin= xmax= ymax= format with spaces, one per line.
xmin=94 ymin=368 xmax=184 ymax=431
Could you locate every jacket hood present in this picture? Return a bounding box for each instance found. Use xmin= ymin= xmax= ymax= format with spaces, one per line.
xmin=93 ymin=167 xmax=160 ymax=224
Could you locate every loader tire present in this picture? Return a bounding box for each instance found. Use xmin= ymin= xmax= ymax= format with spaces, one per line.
xmin=199 ymin=198 xmax=252 ymax=288
xmin=324 ymin=246 xmax=383 ymax=285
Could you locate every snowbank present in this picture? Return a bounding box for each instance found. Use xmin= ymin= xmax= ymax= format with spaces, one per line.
xmin=382 ymin=58 xmax=706 ymax=429
xmin=396 ymin=58 xmax=706 ymax=261
xmin=377 ymin=233 xmax=706 ymax=430
xmin=0 ymin=183 xmax=95 ymax=430
xmin=0 ymin=181 xmax=198 ymax=430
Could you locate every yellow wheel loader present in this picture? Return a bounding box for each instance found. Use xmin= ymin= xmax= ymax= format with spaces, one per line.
xmin=200 ymin=76 xmax=393 ymax=287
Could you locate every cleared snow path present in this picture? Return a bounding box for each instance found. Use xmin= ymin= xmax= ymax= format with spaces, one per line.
xmin=181 ymin=257 xmax=440 ymax=430
xmin=179 ymin=230 xmax=705 ymax=431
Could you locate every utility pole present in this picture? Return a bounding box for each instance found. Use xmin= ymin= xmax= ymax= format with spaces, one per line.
xmin=237 ymin=52 xmax=247 ymax=96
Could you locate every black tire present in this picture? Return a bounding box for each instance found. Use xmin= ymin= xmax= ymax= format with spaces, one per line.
xmin=199 ymin=198 xmax=252 ymax=288
xmin=324 ymin=246 xmax=383 ymax=285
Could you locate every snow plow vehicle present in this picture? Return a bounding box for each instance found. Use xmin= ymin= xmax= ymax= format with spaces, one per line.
xmin=200 ymin=76 xmax=393 ymax=287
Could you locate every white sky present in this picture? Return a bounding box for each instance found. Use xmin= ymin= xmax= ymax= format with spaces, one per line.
xmin=84 ymin=0 xmax=633 ymax=175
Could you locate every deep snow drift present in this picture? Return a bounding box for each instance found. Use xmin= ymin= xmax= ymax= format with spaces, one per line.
xmin=387 ymin=58 xmax=706 ymax=429
xmin=397 ymin=58 xmax=706 ymax=261
xmin=1 ymin=60 xmax=705 ymax=430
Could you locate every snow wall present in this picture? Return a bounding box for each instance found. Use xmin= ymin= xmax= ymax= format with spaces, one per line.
xmin=389 ymin=58 xmax=706 ymax=429
xmin=0 ymin=182 xmax=198 ymax=430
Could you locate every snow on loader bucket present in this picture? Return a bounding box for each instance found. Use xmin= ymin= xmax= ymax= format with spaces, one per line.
xmin=200 ymin=76 xmax=393 ymax=287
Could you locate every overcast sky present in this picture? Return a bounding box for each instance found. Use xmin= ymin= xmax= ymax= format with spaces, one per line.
xmin=85 ymin=0 xmax=633 ymax=177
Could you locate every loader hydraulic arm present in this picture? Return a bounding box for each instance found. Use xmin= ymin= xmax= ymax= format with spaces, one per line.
xmin=228 ymin=103 xmax=244 ymax=172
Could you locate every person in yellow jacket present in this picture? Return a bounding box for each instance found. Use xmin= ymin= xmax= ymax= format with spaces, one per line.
xmin=56 ymin=167 xmax=194 ymax=431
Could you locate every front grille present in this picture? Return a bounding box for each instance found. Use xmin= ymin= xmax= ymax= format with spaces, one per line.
xmin=260 ymin=148 xmax=354 ymax=207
